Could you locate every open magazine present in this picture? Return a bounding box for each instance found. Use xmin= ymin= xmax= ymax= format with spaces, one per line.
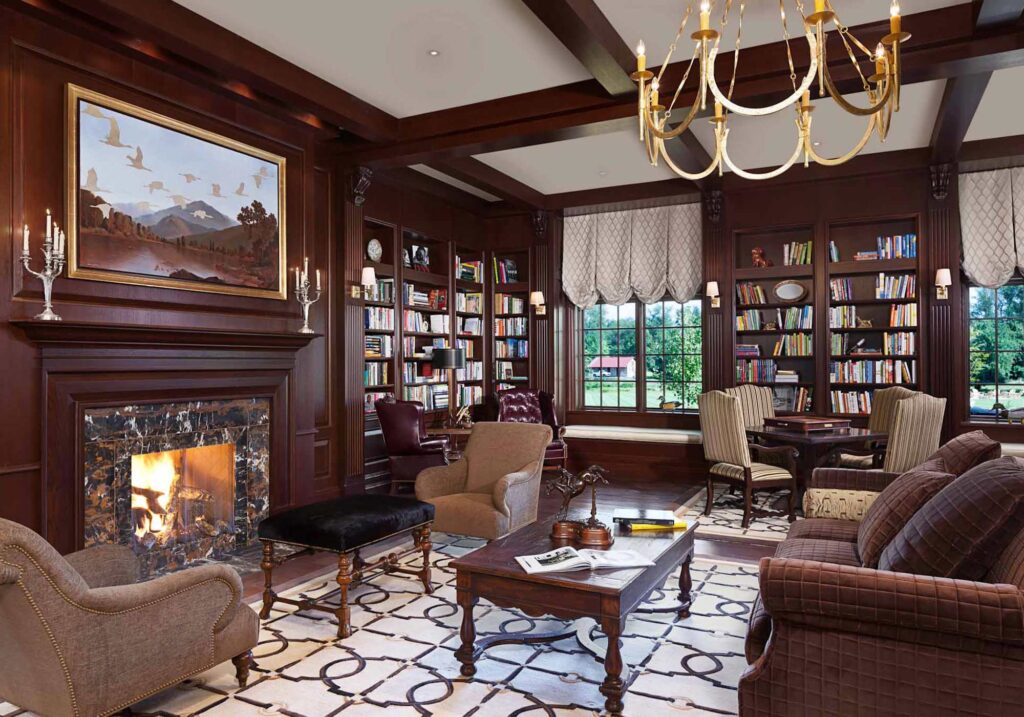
xmin=515 ymin=546 xmax=655 ymax=575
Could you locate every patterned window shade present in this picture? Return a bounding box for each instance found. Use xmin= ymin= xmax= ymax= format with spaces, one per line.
xmin=561 ymin=202 xmax=702 ymax=308
xmin=959 ymin=169 xmax=1018 ymax=288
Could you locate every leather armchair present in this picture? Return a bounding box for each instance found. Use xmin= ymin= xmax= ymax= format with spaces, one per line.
xmin=376 ymin=397 xmax=447 ymax=495
xmin=0 ymin=518 xmax=258 ymax=716
xmin=416 ymin=422 xmax=552 ymax=539
xmin=497 ymin=388 xmax=566 ymax=471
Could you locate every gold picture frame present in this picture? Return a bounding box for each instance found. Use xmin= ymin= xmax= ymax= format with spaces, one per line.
xmin=66 ymin=84 xmax=287 ymax=300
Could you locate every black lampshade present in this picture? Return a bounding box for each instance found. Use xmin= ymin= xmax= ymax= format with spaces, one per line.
xmin=432 ymin=347 xmax=466 ymax=369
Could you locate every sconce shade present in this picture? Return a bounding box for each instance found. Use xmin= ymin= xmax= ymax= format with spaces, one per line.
xmin=529 ymin=291 xmax=546 ymax=306
xmin=705 ymin=281 xmax=720 ymax=298
xmin=361 ymin=267 xmax=377 ymax=287
xmin=432 ymin=347 xmax=466 ymax=370
xmin=935 ymin=268 xmax=952 ymax=287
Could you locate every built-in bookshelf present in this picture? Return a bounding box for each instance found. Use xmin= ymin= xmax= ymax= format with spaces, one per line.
xmin=491 ymin=249 xmax=531 ymax=393
xmin=400 ymin=229 xmax=451 ymax=413
xmin=826 ymin=217 xmax=920 ymax=416
xmin=363 ymin=219 xmax=398 ymax=414
xmin=455 ymin=245 xmax=486 ymax=409
xmin=734 ymin=227 xmax=816 ymax=414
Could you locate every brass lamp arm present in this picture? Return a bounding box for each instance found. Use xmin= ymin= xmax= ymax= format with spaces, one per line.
xmin=721 ymin=120 xmax=805 ymax=180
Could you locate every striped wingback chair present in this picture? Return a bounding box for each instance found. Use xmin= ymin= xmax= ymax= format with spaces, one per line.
xmin=698 ymin=391 xmax=798 ymax=528
xmin=882 ymin=393 xmax=947 ymax=473
xmin=838 ymin=385 xmax=920 ymax=468
xmin=725 ymin=384 xmax=775 ymax=429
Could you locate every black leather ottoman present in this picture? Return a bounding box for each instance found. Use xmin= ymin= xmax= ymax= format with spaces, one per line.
xmin=257 ymin=494 xmax=435 ymax=638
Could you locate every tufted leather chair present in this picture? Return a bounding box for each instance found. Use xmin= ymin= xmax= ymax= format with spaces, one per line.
xmin=375 ymin=398 xmax=448 ymax=494
xmin=497 ymin=388 xmax=566 ymax=471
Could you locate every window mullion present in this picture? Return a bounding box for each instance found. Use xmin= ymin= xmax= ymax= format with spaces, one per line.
xmin=636 ymin=301 xmax=646 ymax=413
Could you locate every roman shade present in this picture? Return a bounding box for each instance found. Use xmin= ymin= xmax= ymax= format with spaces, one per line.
xmin=562 ymin=203 xmax=703 ymax=308
xmin=959 ymin=167 xmax=1024 ymax=288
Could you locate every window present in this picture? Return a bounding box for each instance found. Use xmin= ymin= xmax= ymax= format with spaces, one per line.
xmin=968 ymin=284 xmax=1024 ymax=421
xmin=581 ymin=299 xmax=703 ymax=411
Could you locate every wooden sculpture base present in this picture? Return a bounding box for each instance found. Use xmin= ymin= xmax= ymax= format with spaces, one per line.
xmin=577 ymin=523 xmax=614 ymax=549
xmin=551 ymin=520 xmax=581 ymax=544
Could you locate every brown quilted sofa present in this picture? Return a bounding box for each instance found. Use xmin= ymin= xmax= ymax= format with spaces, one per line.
xmin=739 ymin=438 xmax=1024 ymax=716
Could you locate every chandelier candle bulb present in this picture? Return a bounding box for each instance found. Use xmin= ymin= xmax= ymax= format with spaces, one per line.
xmin=700 ymin=1 xmax=710 ymax=31
xmin=714 ymin=100 xmax=723 ymax=120
xmin=890 ymin=1 xmax=901 ymax=34
xmin=22 ymin=225 xmax=28 ymax=254
xmin=636 ymin=40 xmax=646 ymax=72
xmin=815 ymin=0 xmax=826 ymax=12
xmin=650 ymin=78 xmax=659 ymax=107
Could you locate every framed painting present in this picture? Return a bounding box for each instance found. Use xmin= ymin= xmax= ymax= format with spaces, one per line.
xmin=66 ymin=84 xmax=287 ymax=299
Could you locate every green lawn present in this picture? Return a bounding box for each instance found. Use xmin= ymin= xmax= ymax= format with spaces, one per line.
xmin=584 ymin=381 xmax=699 ymax=409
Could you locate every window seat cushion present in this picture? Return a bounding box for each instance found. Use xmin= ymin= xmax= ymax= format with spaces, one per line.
xmin=562 ymin=425 xmax=702 ymax=444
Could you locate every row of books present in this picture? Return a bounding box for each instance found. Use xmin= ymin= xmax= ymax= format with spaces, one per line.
xmin=495 ymin=317 xmax=528 ymax=336
xmin=455 ymin=337 xmax=477 ymax=358
xmin=877 ymin=234 xmax=918 ymax=259
xmin=737 ymin=359 xmax=776 ymax=383
xmin=403 ymin=284 xmax=447 ymax=310
xmin=783 ymin=240 xmax=813 ymax=266
xmin=495 ymin=339 xmax=529 ymax=359
xmin=456 ymin=291 xmax=483 ymax=314
xmin=776 ymin=369 xmax=801 ymax=383
xmin=403 ymin=337 xmax=443 ymax=358
xmin=830 ymin=390 xmax=873 ymax=415
xmin=456 ymin=257 xmax=484 ymax=283
xmin=830 ymin=332 xmax=917 ymax=355
xmin=364 ymin=361 xmax=390 ymax=386
xmin=829 ymin=306 xmax=858 ymax=328
xmin=736 ymin=282 xmax=768 ymax=305
xmin=405 ymin=383 xmax=448 ymax=411
xmin=736 ymin=306 xmax=814 ymax=330
xmin=495 ymin=360 xmax=529 ymax=381
xmin=829 ymin=360 xmax=916 ymax=384
xmin=403 ymin=311 xmax=450 ymax=334
xmin=365 ymin=307 xmax=395 ymax=331
xmin=828 ymin=240 xmax=841 ymax=262
xmin=364 ymin=334 xmax=393 ymax=358
xmin=495 ymin=293 xmax=526 ymax=314
xmin=458 ymin=316 xmax=482 ymax=336
xmin=772 ymin=333 xmax=813 ymax=356
xmin=457 ymin=385 xmax=483 ymax=406
xmin=830 ymin=278 xmax=854 ymax=302
xmin=495 ymin=382 xmax=519 ymax=392
xmin=493 ymin=257 xmax=520 ymax=283
xmin=736 ymin=343 xmax=761 ymax=358
xmin=876 ymin=273 xmax=916 ymax=300
xmin=402 ymin=363 xmax=445 ymax=385
xmin=782 ymin=386 xmax=813 ymax=412
xmin=456 ymin=360 xmax=483 ymax=382
xmin=365 ymin=278 xmax=395 ymax=303
xmin=889 ymin=303 xmax=918 ymax=327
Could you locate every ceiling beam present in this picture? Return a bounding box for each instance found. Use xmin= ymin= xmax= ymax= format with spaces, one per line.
xmin=521 ymin=0 xmax=636 ymax=96
xmin=929 ymin=0 xmax=1024 ymax=164
xmin=348 ymin=5 xmax=1024 ymax=168
xmin=428 ymin=158 xmax=546 ymax=209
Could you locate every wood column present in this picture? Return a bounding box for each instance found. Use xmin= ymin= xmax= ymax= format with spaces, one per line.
xmin=703 ymin=190 xmax=728 ymax=391
xmin=927 ymin=164 xmax=960 ymax=440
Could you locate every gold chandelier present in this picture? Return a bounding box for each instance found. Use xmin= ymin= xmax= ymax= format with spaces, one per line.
xmin=633 ymin=0 xmax=910 ymax=181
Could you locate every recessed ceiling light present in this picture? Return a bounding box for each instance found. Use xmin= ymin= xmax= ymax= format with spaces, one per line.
xmin=427 ymin=49 xmax=440 ymax=57
xmin=598 ymin=169 xmax=608 ymax=177
xmin=813 ymin=141 xmax=821 ymax=147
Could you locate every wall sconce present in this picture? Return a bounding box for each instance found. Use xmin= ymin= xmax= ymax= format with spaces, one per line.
xmin=352 ymin=266 xmax=377 ymax=298
xmin=706 ymin=281 xmax=721 ymax=309
xmin=935 ymin=268 xmax=951 ymax=301
xmin=530 ymin=291 xmax=547 ymax=316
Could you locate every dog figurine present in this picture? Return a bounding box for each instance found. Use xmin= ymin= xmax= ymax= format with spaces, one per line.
xmin=751 ymin=247 xmax=773 ymax=268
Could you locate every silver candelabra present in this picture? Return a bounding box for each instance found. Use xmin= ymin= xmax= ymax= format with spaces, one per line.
xmin=293 ymin=257 xmax=322 ymax=334
xmin=21 ymin=209 xmax=65 ymax=321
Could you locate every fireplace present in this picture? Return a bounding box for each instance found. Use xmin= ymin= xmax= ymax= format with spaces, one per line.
xmin=83 ymin=398 xmax=270 ymax=576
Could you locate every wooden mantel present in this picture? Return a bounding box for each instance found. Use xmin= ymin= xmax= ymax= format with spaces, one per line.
xmin=10 ymin=319 xmax=321 ymax=350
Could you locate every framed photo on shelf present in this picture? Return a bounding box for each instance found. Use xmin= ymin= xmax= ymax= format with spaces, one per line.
xmin=66 ymin=84 xmax=287 ymax=300
xmin=411 ymin=244 xmax=430 ymax=271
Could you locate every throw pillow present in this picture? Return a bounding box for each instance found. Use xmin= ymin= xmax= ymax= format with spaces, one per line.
xmin=879 ymin=456 xmax=1024 ymax=579
xmin=924 ymin=430 xmax=1000 ymax=476
xmin=857 ymin=468 xmax=954 ymax=568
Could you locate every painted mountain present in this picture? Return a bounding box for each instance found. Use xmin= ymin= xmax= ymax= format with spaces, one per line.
xmin=136 ymin=201 xmax=236 ymax=233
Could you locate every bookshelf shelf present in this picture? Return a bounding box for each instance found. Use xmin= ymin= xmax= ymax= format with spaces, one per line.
xmin=362 ymin=219 xmax=399 ymax=416
xmin=403 ymin=304 xmax=448 ymax=313
xmin=829 ymin=259 xmax=917 ymax=275
xmin=737 ymin=329 xmax=813 ymax=336
xmin=734 ymin=265 xmax=813 ymax=280
xmin=831 ymin=382 xmax=919 ymax=388
xmin=736 ymin=301 xmax=813 ymax=310
xmin=830 ymin=326 xmax=918 ymax=332
xmin=830 ymin=297 xmax=917 ymax=306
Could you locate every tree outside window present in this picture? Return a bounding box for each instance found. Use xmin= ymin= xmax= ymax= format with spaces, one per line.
xmin=645 ymin=300 xmax=703 ymax=410
xmin=583 ymin=303 xmax=637 ymax=408
xmin=968 ymin=284 xmax=1024 ymax=420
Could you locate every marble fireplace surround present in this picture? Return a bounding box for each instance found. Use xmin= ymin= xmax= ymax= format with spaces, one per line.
xmin=83 ymin=398 xmax=271 ymax=576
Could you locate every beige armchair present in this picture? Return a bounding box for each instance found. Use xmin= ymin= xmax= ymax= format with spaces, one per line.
xmin=0 ymin=518 xmax=258 ymax=717
xmin=416 ymin=421 xmax=552 ymax=539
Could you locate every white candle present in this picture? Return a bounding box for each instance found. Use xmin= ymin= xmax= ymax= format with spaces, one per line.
xmin=45 ymin=209 xmax=52 ymax=240
xmin=50 ymin=222 xmax=58 ymax=248
xmin=59 ymin=230 xmax=65 ymax=256
xmin=316 ymin=269 xmax=321 ymax=291
xmin=294 ymin=267 xmax=300 ymax=290
xmin=303 ymin=256 xmax=309 ymax=278
xmin=22 ymin=225 xmax=29 ymax=255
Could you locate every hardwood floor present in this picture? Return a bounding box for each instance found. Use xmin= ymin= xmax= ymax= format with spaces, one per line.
xmin=241 ymin=479 xmax=775 ymax=600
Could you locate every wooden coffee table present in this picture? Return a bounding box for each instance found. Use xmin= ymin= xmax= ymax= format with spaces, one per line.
xmin=451 ymin=517 xmax=696 ymax=714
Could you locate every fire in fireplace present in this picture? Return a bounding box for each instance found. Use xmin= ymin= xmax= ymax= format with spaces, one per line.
xmin=130 ymin=444 xmax=236 ymax=552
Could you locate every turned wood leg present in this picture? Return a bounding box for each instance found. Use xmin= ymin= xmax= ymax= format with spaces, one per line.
xmin=788 ymin=478 xmax=797 ymax=522
xmin=259 ymin=541 xmax=275 ymax=619
xmin=678 ymin=555 xmax=693 ymax=619
xmin=414 ymin=524 xmax=434 ymax=594
xmin=454 ymin=585 xmax=479 ymax=677
xmin=231 ymin=651 xmax=252 ymax=688
xmin=335 ymin=552 xmax=353 ymax=639
xmin=742 ymin=484 xmax=753 ymax=529
xmin=704 ymin=477 xmax=714 ymax=516
xmin=600 ymin=617 xmax=626 ymax=714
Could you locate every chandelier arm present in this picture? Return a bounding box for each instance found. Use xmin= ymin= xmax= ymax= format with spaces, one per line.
xmin=643 ymin=93 xmax=701 ymax=140
xmin=721 ymin=122 xmax=804 ymax=180
xmin=657 ymin=129 xmax=723 ymax=181
xmin=707 ymin=28 xmax=818 ymax=116
xmin=822 ymin=60 xmax=893 ymax=116
xmin=804 ymin=114 xmax=877 ymax=166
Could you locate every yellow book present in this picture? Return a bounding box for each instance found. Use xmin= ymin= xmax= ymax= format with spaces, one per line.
xmin=625 ymin=520 xmax=688 ymax=531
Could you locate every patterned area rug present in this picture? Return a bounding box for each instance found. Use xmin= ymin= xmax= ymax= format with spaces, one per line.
xmin=678 ymin=487 xmax=799 ymax=543
xmin=1 ymin=533 xmax=760 ymax=716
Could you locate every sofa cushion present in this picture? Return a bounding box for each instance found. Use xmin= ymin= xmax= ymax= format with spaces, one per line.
xmin=986 ymin=529 xmax=1024 ymax=590
xmin=925 ymin=430 xmax=1001 ymax=476
xmin=879 ymin=456 xmax=1024 ymax=579
xmin=787 ymin=518 xmax=859 ymax=543
xmin=745 ymin=593 xmax=771 ymax=664
xmin=857 ymin=468 xmax=955 ymax=568
xmin=426 ymin=493 xmax=509 ymax=540
xmin=773 ymin=538 xmax=860 ymax=566
xmin=802 ymin=488 xmax=878 ymax=521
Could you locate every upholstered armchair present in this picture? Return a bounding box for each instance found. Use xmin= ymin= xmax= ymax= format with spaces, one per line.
xmin=416 ymin=422 xmax=552 ymax=539
xmin=698 ymin=391 xmax=797 ymax=528
xmin=376 ymin=397 xmax=447 ymax=495
xmin=497 ymin=388 xmax=566 ymax=471
xmin=725 ymin=384 xmax=775 ymax=429
xmin=834 ymin=385 xmax=919 ymax=468
xmin=0 ymin=518 xmax=258 ymax=716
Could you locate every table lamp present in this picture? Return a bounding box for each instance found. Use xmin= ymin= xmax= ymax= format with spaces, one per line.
xmin=432 ymin=348 xmax=467 ymax=429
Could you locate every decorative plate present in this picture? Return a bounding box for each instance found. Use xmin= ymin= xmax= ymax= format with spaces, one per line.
xmin=773 ymin=280 xmax=807 ymax=302
xmin=366 ymin=238 xmax=383 ymax=262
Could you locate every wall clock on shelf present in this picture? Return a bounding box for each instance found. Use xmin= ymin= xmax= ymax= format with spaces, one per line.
xmin=366 ymin=238 xmax=383 ymax=263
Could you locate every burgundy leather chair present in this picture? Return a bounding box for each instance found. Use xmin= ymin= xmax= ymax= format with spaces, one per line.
xmin=375 ymin=398 xmax=447 ymax=495
xmin=497 ymin=388 xmax=566 ymax=471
